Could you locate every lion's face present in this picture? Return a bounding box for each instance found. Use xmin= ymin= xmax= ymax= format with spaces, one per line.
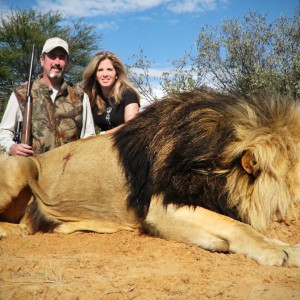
xmin=223 ymin=98 xmax=300 ymax=231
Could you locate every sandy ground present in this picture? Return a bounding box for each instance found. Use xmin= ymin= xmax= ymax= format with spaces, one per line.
xmin=0 ymin=213 xmax=299 ymax=300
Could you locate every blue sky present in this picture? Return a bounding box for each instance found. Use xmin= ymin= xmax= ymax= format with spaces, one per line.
xmin=0 ymin=0 xmax=298 ymax=97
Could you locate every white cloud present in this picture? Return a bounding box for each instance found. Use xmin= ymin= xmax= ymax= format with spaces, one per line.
xmin=130 ymin=67 xmax=170 ymax=78
xmin=140 ymin=83 xmax=164 ymax=108
xmin=35 ymin=0 xmax=220 ymax=17
xmin=167 ymin=0 xmax=217 ymax=14
xmin=0 ymin=3 xmax=11 ymax=18
xmin=132 ymin=64 xmax=218 ymax=107
xmin=135 ymin=16 xmax=154 ymax=22
xmin=36 ymin=0 xmax=169 ymax=17
xmin=95 ymin=21 xmax=119 ymax=31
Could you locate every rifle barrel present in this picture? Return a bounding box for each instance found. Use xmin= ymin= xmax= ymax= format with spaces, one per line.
xmin=21 ymin=45 xmax=35 ymax=145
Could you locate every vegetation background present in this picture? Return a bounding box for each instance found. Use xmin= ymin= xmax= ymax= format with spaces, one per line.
xmin=0 ymin=7 xmax=300 ymax=299
xmin=0 ymin=8 xmax=299 ymax=120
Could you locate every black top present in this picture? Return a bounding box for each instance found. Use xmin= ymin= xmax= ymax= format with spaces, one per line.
xmin=92 ymin=90 xmax=139 ymax=131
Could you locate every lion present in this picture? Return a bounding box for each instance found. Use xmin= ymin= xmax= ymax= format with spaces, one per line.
xmin=0 ymin=90 xmax=300 ymax=267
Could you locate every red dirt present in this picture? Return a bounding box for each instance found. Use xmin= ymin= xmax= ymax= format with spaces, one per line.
xmin=1 ymin=214 xmax=300 ymax=300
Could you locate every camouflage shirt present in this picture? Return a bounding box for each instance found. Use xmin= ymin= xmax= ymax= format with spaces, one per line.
xmin=14 ymin=76 xmax=84 ymax=155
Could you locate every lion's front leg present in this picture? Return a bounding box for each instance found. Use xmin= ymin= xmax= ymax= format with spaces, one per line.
xmin=144 ymin=196 xmax=300 ymax=267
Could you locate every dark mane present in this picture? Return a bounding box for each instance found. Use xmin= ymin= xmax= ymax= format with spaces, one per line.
xmin=113 ymin=91 xmax=241 ymax=219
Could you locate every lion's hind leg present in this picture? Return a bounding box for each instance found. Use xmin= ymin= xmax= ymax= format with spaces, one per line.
xmin=144 ymin=195 xmax=300 ymax=267
xmin=0 ymin=157 xmax=37 ymax=237
xmin=0 ymin=222 xmax=28 ymax=237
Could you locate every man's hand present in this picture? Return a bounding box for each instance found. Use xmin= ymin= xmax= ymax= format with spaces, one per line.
xmin=9 ymin=144 xmax=34 ymax=156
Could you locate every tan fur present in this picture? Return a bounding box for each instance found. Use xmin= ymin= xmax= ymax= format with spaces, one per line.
xmin=0 ymin=92 xmax=300 ymax=267
xmin=0 ymin=150 xmax=8 ymax=162
xmin=0 ymin=137 xmax=139 ymax=234
xmin=224 ymin=97 xmax=300 ymax=231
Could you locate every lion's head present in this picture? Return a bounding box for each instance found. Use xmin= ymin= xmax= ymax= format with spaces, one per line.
xmin=114 ymin=91 xmax=300 ymax=232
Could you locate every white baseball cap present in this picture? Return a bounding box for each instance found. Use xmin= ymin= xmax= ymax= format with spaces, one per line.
xmin=42 ymin=37 xmax=69 ymax=55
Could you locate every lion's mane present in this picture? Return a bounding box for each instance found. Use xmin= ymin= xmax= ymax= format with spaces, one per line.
xmin=114 ymin=91 xmax=300 ymax=232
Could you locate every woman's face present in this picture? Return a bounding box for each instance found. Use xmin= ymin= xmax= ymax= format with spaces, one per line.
xmin=96 ymin=58 xmax=117 ymax=92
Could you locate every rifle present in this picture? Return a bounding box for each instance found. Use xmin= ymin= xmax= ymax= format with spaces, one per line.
xmin=13 ymin=121 xmax=22 ymax=144
xmin=20 ymin=45 xmax=35 ymax=145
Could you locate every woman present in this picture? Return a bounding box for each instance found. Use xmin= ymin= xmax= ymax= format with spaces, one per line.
xmin=82 ymin=51 xmax=140 ymax=134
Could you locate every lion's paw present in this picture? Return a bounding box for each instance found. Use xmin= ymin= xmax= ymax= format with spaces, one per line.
xmin=283 ymin=244 xmax=300 ymax=267
xmin=251 ymin=240 xmax=300 ymax=267
xmin=0 ymin=222 xmax=28 ymax=238
xmin=253 ymin=247 xmax=288 ymax=266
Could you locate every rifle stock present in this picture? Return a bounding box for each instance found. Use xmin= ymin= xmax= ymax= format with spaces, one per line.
xmin=21 ymin=45 xmax=35 ymax=145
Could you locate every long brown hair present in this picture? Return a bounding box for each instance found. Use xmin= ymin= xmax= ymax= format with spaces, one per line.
xmin=82 ymin=51 xmax=140 ymax=114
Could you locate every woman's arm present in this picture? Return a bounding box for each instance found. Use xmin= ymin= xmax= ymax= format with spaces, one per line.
xmin=103 ymin=103 xmax=139 ymax=135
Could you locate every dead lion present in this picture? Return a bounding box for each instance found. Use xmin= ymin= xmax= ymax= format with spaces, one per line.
xmin=0 ymin=91 xmax=300 ymax=267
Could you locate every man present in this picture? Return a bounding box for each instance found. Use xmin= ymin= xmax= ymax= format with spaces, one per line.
xmin=0 ymin=37 xmax=95 ymax=156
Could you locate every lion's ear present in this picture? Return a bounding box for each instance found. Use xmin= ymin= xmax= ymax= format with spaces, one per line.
xmin=241 ymin=150 xmax=260 ymax=177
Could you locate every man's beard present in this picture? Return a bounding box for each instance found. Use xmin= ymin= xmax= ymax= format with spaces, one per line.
xmin=49 ymin=71 xmax=63 ymax=79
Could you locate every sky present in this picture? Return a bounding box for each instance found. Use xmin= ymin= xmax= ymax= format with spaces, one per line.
xmin=0 ymin=0 xmax=299 ymax=98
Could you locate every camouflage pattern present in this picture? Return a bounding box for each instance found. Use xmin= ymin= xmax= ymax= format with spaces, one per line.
xmin=14 ymin=75 xmax=84 ymax=155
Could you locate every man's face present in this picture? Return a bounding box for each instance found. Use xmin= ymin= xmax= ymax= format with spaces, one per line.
xmin=40 ymin=47 xmax=69 ymax=82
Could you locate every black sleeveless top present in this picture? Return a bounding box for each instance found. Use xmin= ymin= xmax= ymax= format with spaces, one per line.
xmin=93 ymin=90 xmax=139 ymax=131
